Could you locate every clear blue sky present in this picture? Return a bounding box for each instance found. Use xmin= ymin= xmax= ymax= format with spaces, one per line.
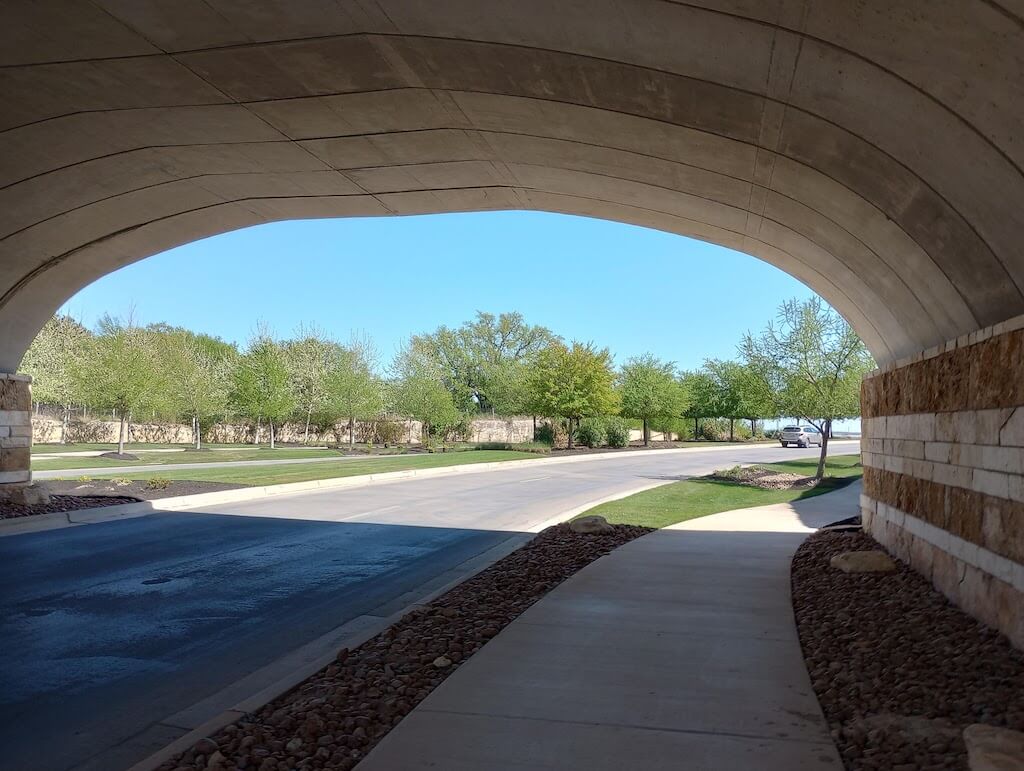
xmin=61 ymin=211 xmax=817 ymax=373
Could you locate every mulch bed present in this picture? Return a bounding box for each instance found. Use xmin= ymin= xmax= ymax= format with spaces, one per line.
xmin=792 ymin=530 xmax=1024 ymax=770
xmin=0 ymin=480 xmax=249 ymax=519
xmin=159 ymin=522 xmax=652 ymax=771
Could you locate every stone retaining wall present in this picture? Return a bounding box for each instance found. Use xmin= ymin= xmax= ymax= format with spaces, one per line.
xmin=860 ymin=315 xmax=1024 ymax=649
xmin=32 ymin=415 xmax=538 ymax=446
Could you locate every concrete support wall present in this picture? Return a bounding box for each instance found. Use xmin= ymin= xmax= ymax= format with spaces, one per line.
xmin=0 ymin=374 xmax=33 ymax=486
xmin=860 ymin=316 xmax=1024 ymax=649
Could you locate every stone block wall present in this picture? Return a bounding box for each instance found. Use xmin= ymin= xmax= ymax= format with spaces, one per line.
xmin=0 ymin=373 xmax=33 ymax=486
xmin=860 ymin=316 xmax=1024 ymax=649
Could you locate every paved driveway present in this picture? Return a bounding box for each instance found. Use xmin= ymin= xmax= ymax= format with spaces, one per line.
xmin=0 ymin=442 xmax=856 ymax=771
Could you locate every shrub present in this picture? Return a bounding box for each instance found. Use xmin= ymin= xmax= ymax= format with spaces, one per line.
xmin=576 ymin=418 xmax=606 ymax=448
xmin=145 ymin=477 xmax=171 ymax=490
xmin=604 ymin=417 xmax=631 ymax=448
xmin=474 ymin=441 xmax=550 ymax=455
xmin=534 ymin=421 xmax=557 ymax=445
xmin=375 ymin=419 xmax=404 ymax=447
xmin=698 ymin=420 xmax=725 ymax=441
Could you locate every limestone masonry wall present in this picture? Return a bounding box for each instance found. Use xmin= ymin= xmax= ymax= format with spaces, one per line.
xmin=0 ymin=373 xmax=32 ymax=486
xmin=860 ymin=315 xmax=1024 ymax=649
xmin=31 ymin=415 xmax=538 ymax=447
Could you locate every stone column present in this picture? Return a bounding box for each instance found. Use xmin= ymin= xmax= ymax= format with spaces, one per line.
xmin=0 ymin=373 xmax=44 ymax=505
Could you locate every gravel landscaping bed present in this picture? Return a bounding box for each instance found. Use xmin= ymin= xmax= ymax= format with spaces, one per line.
xmin=0 ymin=480 xmax=250 ymax=519
xmin=159 ymin=522 xmax=652 ymax=771
xmin=0 ymin=493 xmax=141 ymax=519
xmin=710 ymin=464 xmax=816 ymax=490
xmin=792 ymin=530 xmax=1024 ymax=770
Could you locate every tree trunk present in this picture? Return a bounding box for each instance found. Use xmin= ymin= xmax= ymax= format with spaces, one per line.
xmin=642 ymin=418 xmax=649 ymax=446
xmin=118 ymin=412 xmax=127 ymax=455
xmin=194 ymin=414 xmax=202 ymax=450
xmin=729 ymin=418 xmax=735 ymax=441
xmin=304 ymin=404 xmax=312 ymax=445
xmin=815 ymin=418 xmax=832 ymax=480
xmin=61 ymin=405 xmax=70 ymax=444
xmin=349 ymin=415 xmax=355 ymax=449
xmin=750 ymin=418 xmax=756 ymax=435
xmin=532 ymin=415 xmax=537 ymax=440
xmin=254 ymin=417 xmax=261 ymax=446
xmin=694 ymin=417 xmax=699 ymax=439
xmin=270 ymin=421 xmax=276 ymax=449
xmin=566 ymin=417 xmax=574 ymax=450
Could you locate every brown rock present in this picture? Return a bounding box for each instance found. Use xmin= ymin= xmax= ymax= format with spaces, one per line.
xmin=569 ymin=515 xmax=614 ymax=534
xmin=829 ymin=550 xmax=896 ymax=573
xmin=964 ymin=724 xmax=1024 ymax=771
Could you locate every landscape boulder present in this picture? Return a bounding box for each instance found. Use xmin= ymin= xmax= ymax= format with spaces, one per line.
xmin=569 ymin=515 xmax=614 ymax=534
xmin=0 ymin=483 xmax=50 ymax=507
xmin=964 ymin=724 xmax=1024 ymax=771
xmin=829 ymin=550 xmax=896 ymax=573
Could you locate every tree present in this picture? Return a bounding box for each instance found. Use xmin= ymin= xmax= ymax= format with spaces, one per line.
xmin=741 ymin=297 xmax=873 ymax=478
xmin=702 ymin=359 xmax=775 ymax=441
xmin=618 ymin=354 xmax=687 ymax=445
xmin=411 ymin=311 xmax=557 ymax=412
xmin=231 ymin=331 xmax=295 ymax=449
xmin=75 ymin=314 xmax=159 ymax=454
xmin=322 ymin=334 xmax=383 ymax=448
xmin=679 ymin=370 xmax=717 ymax=439
xmin=391 ymin=341 xmax=462 ymax=446
xmin=159 ymin=330 xmax=233 ymax=449
xmin=283 ymin=326 xmax=340 ymax=444
xmin=526 ymin=341 xmax=618 ymax=449
xmin=20 ymin=314 xmax=90 ymax=443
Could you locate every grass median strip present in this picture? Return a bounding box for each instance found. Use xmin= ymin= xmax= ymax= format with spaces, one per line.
xmin=581 ymin=454 xmax=863 ymax=529
xmin=60 ymin=450 xmax=542 ymax=487
xmin=34 ymin=447 xmax=358 ymax=471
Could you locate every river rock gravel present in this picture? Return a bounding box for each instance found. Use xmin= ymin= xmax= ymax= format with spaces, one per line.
xmin=792 ymin=530 xmax=1024 ymax=770
xmin=160 ymin=522 xmax=652 ymax=771
xmin=0 ymin=493 xmax=140 ymax=519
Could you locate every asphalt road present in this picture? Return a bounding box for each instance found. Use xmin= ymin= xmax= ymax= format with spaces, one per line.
xmin=0 ymin=442 xmax=857 ymax=771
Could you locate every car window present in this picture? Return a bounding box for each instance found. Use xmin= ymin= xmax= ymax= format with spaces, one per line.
xmin=805 ymin=427 xmax=817 ymax=433
xmin=783 ymin=426 xmax=799 ymax=431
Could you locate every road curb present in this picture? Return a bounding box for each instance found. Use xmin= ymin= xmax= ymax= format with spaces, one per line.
xmin=5 ymin=442 xmax=858 ymax=537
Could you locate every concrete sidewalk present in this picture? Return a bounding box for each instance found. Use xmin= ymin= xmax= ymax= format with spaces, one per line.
xmin=359 ymin=482 xmax=861 ymax=770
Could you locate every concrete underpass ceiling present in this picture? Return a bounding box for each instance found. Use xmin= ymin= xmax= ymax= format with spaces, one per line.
xmin=1 ymin=1 xmax=1023 ymax=370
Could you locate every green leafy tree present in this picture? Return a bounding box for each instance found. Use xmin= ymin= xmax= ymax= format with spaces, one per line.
xmin=741 ymin=297 xmax=874 ymax=478
xmin=526 ymin=341 xmax=619 ymax=449
xmin=75 ymin=314 xmax=159 ymax=454
xmin=703 ymin=359 xmax=775 ymax=440
xmin=679 ymin=370 xmax=717 ymax=439
xmin=322 ymin=334 xmax=384 ymax=448
xmin=158 ymin=330 xmax=234 ymax=449
xmin=391 ymin=341 xmax=462 ymax=447
xmin=283 ymin=326 xmax=341 ymax=444
xmin=231 ymin=330 xmax=295 ymax=449
xmin=618 ymin=354 xmax=688 ymax=445
xmin=20 ymin=314 xmax=91 ymax=443
xmin=411 ymin=311 xmax=557 ymax=413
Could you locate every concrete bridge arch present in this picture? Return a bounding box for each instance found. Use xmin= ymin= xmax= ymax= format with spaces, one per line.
xmin=1 ymin=1 xmax=1022 ymax=645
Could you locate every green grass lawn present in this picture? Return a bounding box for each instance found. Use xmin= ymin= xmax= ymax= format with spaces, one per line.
xmin=582 ymin=454 xmax=863 ymax=529
xmin=32 ymin=442 xmax=257 ymax=454
xmin=32 ymin=447 xmax=355 ymax=471
xmin=60 ymin=450 xmax=541 ymax=486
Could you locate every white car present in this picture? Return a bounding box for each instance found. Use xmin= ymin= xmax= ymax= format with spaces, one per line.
xmin=780 ymin=425 xmax=823 ymax=448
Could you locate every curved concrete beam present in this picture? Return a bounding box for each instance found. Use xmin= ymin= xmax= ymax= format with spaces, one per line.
xmin=1 ymin=2 xmax=1022 ymax=370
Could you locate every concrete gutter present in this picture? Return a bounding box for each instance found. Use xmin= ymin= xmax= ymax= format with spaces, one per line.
xmin=2 ymin=441 xmax=859 ymax=538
